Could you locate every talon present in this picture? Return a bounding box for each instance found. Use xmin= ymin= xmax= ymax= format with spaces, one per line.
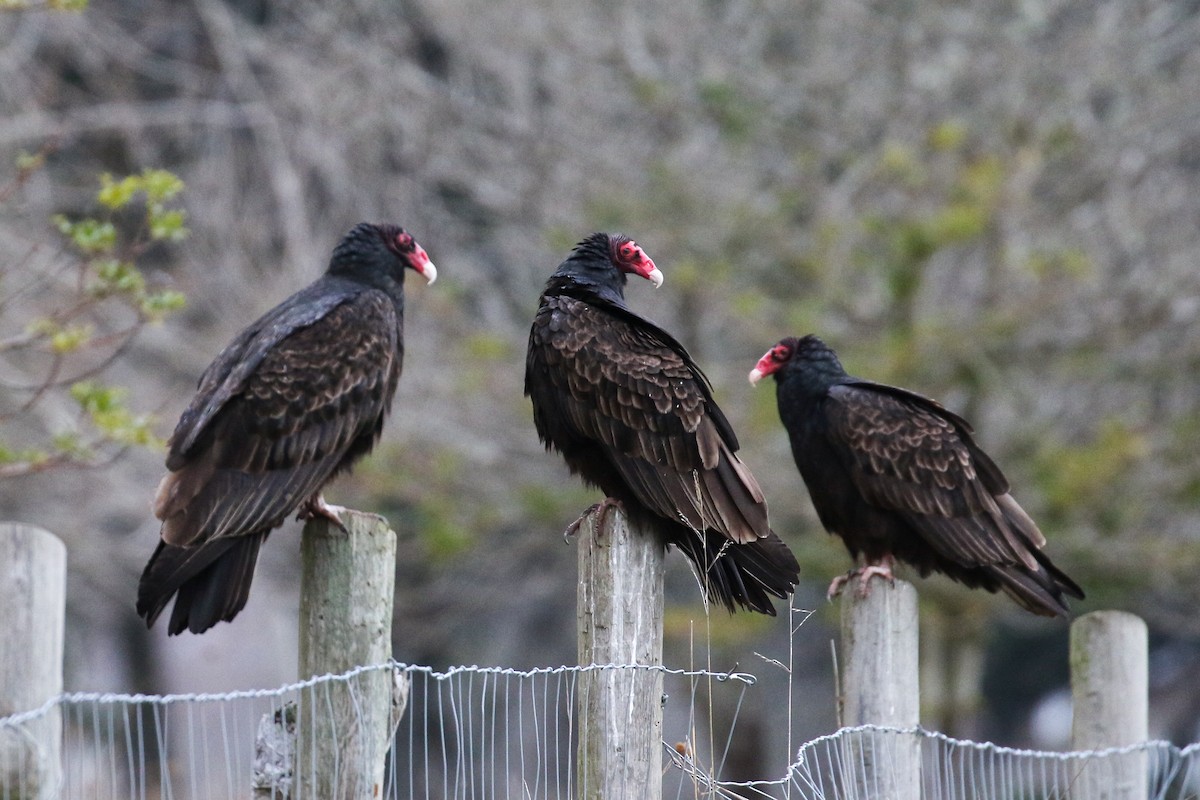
xmin=562 ymin=497 xmax=624 ymax=540
xmin=826 ymin=570 xmax=855 ymax=600
xmin=563 ymin=504 xmax=599 ymax=541
xmin=298 ymin=494 xmax=348 ymax=532
xmin=828 ymin=556 xmax=897 ymax=600
xmin=856 ymin=563 xmax=896 ymax=597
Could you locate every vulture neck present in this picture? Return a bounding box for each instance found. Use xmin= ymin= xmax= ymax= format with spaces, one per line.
xmin=779 ymin=355 xmax=847 ymax=402
xmin=545 ymin=268 xmax=628 ymax=310
xmin=329 ymin=258 xmax=407 ymax=308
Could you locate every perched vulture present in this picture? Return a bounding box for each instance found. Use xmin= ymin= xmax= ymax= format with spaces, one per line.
xmin=749 ymin=334 xmax=1084 ymax=617
xmin=525 ymin=233 xmax=800 ymax=615
xmin=137 ymin=223 xmax=436 ymax=635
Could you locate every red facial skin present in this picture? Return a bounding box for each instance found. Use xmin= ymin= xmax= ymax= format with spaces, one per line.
xmin=392 ymin=231 xmax=437 ymax=283
xmin=748 ymin=342 xmax=793 ymax=384
xmin=610 ymin=237 xmax=663 ymax=287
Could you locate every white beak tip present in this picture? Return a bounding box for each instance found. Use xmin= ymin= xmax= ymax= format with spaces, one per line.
xmin=422 ymin=261 xmax=438 ymax=285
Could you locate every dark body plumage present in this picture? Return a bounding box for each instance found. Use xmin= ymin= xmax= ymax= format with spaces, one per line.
xmin=751 ymin=334 xmax=1083 ymax=617
xmin=525 ymin=233 xmax=799 ymax=615
xmin=137 ymin=223 xmax=436 ymax=635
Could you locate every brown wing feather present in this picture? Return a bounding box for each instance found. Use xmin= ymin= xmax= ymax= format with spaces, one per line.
xmin=156 ymin=293 xmax=399 ymax=547
xmin=530 ymin=295 xmax=766 ymax=544
xmin=824 ymin=384 xmax=1041 ymax=571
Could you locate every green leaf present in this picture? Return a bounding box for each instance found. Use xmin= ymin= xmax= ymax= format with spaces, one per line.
xmin=50 ymin=324 xmax=93 ymax=354
xmin=96 ymin=173 xmax=141 ymax=211
xmin=140 ymin=169 xmax=185 ymax=203
xmin=0 ymin=442 xmax=47 ymax=465
xmin=54 ymin=216 xmax=117 ymax=254
xmin=69 ymin=381 xmax=163 ymax=448
xmin=148 ymin=207 xmax=188 ymax=241
xmin=71 ymin=381 xmax=124 ymax=414
xmin=140 ymin=290 xmax=187 ymax=320
xmin=90 ymin=259 xmax=146 ymax=296
xmin=50 ymin=432 xmax=87 ymax=459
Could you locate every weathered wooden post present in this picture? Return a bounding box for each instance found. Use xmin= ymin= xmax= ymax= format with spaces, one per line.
xmin=296 ymin=510 xmax=396 ymax=800
xmin=1071 ymin=610 xmax=1148 ymax=800
xmin=576 ymin=506 xmax=665 ymax=800
xmin=838 ymin=576 xmax=921 ymax=800
xmin=0 ymin=523 xmax=65 ymax=800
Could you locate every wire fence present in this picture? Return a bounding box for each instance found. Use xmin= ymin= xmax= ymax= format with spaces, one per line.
xmin=695 ymin=725 xmax=1200 ymax=800
xmin=2 ymin=661 xmax=1198 ymax=799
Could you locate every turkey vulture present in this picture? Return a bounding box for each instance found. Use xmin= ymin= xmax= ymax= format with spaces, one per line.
xmin=137 ymin=222 xmax=436 ymax=635
xmin=525 ymin=233 xmax=799 ymax=615
xmin=749 ymin=334 xmax=1084 ymax=617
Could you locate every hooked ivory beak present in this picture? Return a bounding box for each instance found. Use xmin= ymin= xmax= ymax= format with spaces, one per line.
xmin=412 ymin=244 xmax=437 ymax=284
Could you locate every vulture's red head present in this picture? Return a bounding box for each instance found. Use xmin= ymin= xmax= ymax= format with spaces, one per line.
xmin=384 ymin=227 xmax=437 ymax=284
xmin=331 ymin=222 xmax=437 ymax=286
xmin=609 ymin=235 xmax=662 ymax=288
xmin=749 ymin=335 xmax=846 ymax=386
xmin=748 ymin=338 xmax=799 ymax=385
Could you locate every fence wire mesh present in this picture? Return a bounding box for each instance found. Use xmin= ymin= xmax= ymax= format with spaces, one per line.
xmin=2 ymin=661 xmax=1198 ymax=799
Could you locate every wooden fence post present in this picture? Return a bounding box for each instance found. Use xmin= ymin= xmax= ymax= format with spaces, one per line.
xmin=576 ymin=506 xmax=665 ymax=800
xmin=0 ymin=523 xmax=65 ymax=800
xmin=838 ymin=576 xmax=921 ymax=800
xmin=296 ymin=511 xmax=396 ymax=800
xmin=1070 ymin=610 xmax=1148 ymax=800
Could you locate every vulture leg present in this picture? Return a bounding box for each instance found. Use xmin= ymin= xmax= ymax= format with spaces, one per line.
xmin=826 ymin=554 xmax=897 ymax=600
xmin=563 ymin=497 xmax=625 ymax=541
xmin=298 ymin=493 xmax=348 ymax=532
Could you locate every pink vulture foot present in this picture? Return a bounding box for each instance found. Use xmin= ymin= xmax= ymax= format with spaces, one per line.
xmin=563 ymin=497 xmax=624 ymax=541
xmin=297 ymin=494 xmax=348 ymax=533
xmin=826 ymin=557 xmax=897 ymax=600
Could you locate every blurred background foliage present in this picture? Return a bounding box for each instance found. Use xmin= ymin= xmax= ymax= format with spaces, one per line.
xmin=0 ymin=161 xmax=185 ymax=477
xmin=2 ymin=0 xmax=1199 ymax=777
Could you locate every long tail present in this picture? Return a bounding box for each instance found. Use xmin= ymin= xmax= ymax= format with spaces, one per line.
xmin=136 ymin=532 xmax=268 ymax=635
xmin=667 ymin=523 xmax=800 ymax=616
xmin=988 ymin=549 xmax=1085 ymax=618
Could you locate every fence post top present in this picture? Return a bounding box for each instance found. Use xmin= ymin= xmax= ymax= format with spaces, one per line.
xmin=0 ymin=522 xmax=65 ymax=550
xmin=1072 ymin=609 xmax=1147 ymax=633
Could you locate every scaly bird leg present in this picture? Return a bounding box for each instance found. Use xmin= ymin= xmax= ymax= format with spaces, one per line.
xmin=826 ymin=555 xmax=897 ymax=600
xmin=297 ymin=493 xmax=348 ymax=533
xmin=563 ymin=497 xmax=624 ymax=541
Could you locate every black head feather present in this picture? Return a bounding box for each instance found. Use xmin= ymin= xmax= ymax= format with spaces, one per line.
xmin=328 ymin=223 xmax=436 ymax=291
xmin=751 ymin=334 xmax=848 ymax=396
xmin=547 ymin=232 xmax=660 ymax=307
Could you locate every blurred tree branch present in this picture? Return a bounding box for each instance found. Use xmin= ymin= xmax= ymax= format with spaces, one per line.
xmin=0 ymin=150 xmax=187 ymax=477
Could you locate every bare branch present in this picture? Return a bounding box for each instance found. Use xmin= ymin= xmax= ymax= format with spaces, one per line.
xmin=192 ymin=0 xmax=314 ymax=269
xmin=0 ymin=100 xmax=263 ymax=147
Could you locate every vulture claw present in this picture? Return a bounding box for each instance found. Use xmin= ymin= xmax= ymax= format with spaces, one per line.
xmin=562 ymin=497 xmax=624 ymax=541
xmin=298 ymin=494 xmax=349 ymax=533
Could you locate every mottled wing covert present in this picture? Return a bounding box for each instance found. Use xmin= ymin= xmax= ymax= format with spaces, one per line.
xmin=155 ymin=292 xmax=400 ymax=548
xmin=823 ymin=383 xmax=1042 ymax=571
xmin=527 ymin=295 xmax=767 ymax=543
